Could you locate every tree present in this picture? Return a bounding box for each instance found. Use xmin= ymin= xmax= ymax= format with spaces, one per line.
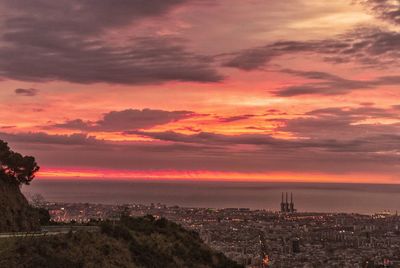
xmin=0 ymin=139 xmax=39 ymax=185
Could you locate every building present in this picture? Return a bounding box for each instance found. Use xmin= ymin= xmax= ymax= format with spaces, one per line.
xmin=280 ymin=192 xmax=296 ymax=213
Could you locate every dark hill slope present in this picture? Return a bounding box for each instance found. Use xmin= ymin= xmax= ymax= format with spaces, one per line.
xmin=0 ymin=177 xmax=39 ymax=232
xmin=0 ymin=216 xmax=243 ymax=268
xmin=0 ymin=231 xmax=134 ymax=268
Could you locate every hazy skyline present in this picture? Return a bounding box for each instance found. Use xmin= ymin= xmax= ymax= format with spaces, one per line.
xmin=0 ymin=0 xmax=399 ymax=183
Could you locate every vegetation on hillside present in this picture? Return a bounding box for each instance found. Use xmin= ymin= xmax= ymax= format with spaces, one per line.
xmin=0 ymin=177 xmax=41 ymax=232
xmin=0 ymin=231 xmax=133 ymax=268
xmin=0 ymin=215 xmax=242 ymax=268
xmin=0 ymin=139 xmax=41 ymax=232
xmin=102 ymin=215 xmax=242 ymax=268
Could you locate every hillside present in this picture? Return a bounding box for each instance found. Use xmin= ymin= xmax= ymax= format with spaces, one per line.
xmin=0 ymin=177 xmax=40 ymax=232
xmin=0 ymin=139 xmax=41 ymax=232
xmin=0 ymin=215 xmax=242 ymax=268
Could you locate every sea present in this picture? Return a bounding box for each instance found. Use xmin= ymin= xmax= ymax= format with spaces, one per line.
xmin=22 ymin=179 xmax=400 ymax=215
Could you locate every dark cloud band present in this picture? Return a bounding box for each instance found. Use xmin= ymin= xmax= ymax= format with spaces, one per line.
xmin=15 ymin=88 xmax=39 ymax=96
xmin=224 ymin=27 xmax=400 ymax=71
xmin=0 ymin=0 xmax=223 ymax=84
xmin=52 ymin=109 xmax=195 ymax=132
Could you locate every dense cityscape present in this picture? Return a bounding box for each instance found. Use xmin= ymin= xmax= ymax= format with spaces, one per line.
xmin=35 ymin=193 xmax=400 ymax=268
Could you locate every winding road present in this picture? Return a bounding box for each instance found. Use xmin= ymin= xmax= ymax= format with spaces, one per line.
xmin=0 ymin=226 xmax=100 ymax=239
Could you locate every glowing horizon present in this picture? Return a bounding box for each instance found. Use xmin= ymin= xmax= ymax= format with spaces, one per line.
xmin=36 ymin=168 xmax=397 ymax=185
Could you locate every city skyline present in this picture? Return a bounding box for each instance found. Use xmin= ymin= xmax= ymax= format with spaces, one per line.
xmin=0 ymin=0 xmax=399 ymax=183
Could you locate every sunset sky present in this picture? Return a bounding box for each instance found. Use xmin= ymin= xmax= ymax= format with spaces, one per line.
xmin=0 ymin=0 xmax=399 ymax=183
